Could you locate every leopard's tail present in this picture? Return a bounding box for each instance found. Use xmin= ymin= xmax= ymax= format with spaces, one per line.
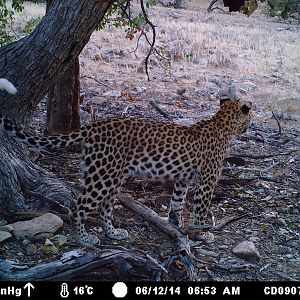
xmin=0 ymin=116 xmax=87 ymax=151
xmin=0 ymin=78 xmax=17 ymax=95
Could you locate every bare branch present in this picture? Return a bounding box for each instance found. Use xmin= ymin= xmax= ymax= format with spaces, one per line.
xmin=140 ymin=0 xmax=156 ymax=81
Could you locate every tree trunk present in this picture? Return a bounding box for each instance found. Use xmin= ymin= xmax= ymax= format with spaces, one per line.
xmin=0 ymin=0 xmax=114 ymax=213
xmin=46 ymin=57 xmax=81 ymax=135
xmin=45 ymin=0 xmax=81 ymax=135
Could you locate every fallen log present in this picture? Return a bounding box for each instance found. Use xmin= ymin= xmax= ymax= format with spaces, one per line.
xmin=0 ymin=248 xmax=161 ymax=281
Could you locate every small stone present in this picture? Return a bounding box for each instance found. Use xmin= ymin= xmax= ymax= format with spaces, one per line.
xmin=232 ymin=241 xmax=260 ymax=262
xmin=195 ymin=82 xmax=219 ymax=96
xmin=92 ymin=227 xmax=103 ymax=234
xmin=131 ymin=87 xmax=144 ymax=95
xmin=239 ymin=81 xmax=257 ymax=93
xmin=1 ymin=225 xmax=14 ymax=233
xmin=196 ymin=232 xmax=215 ymax=244
xmin=263 ymin=212 xmax=277 ymax=220
xmin=102 ymin=90 xmax=122 ymax=97
xmin=26 ymin=244 xmax=37 ymax=256
xmin=0 ymin=220 xmax=7 ymax=227
xmin=160 ymin=205 xmax=168 ymax=212
xmin=42 ymin=239 xmax=59 ymax=255
xmin=272 ymin=72 xmax=283 ymax=79
xmin=174 ymin=118 xmax=195 ymax=126
xmin=249 ymin=236 xmax=260 ymax=243
xmin=0 ymin=231 xmax=12 ymax=243
xmin=137 ymin=66 xmax=144 ymax=74
xmin=196 ymin=248 xmax=219 ymax=258
xmin=22 ymin=239 xmax=31 ymax=245
xmin=45 ymin=239 xmax=54 ymax=246
xmin=278 ymin=218 xmax=288 ymax=226
xmin=219 ymin=245 xmax=229 ymax=249
xmin=32 ymin=232 xmax=54 ymax=241
xmin=50 ymin=234 xmax=69 ymax=246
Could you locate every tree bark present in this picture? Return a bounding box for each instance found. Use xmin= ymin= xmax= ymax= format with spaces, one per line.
xmin=45 ymin=0 xmax=81 ymax=135
xmin=46 ymin=57 xmax=81 ymax=134
xmin=0 ymin=0 xmax=114 ymax=213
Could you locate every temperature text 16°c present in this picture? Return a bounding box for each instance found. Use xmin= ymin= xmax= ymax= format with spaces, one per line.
xmin=73 ymin=286 xmax=94 ymax=296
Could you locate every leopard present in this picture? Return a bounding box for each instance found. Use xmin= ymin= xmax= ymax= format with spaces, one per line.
xmin=0 ymin=95 xmax=252 ymax=247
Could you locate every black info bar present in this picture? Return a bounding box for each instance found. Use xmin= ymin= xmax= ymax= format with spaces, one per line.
xmin=0 ymin=281 xmax=299 ymax=299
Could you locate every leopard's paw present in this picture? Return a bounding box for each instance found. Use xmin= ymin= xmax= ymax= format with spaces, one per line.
xmin=77 ymin=233 xmax=100 ymax=247
xmin=106 ymin=228 xmax=129 ymax=240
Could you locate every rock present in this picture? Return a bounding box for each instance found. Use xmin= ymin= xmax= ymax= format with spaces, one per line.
xmin=219 ymin=245 xmax=229 ymax=249
xmin=42 ymin=239 xmax=59 ymax=255
xmin=26 ymin=244 xmax=38 ymax=256
xmin=196 ymin=248 xmax=219 ymax=258
xmin=195 ymin=82 xmax=219 ymax=96
xmin=102 ymin=90 xmax=122 ymax=97
xmin=159 ymin=0 xmax=176 ymax=7
xmin=130 ymin=87 xmax=145 ymax=95
xmin=0 ymin=231 xmax=12 ymax=243
xmin=102 ymin=49 xmax=125 ymax=60
xmin=218 ymin=87 xmax=230 ymax=98
xmin=1 ymin=225 xmax=14 ymax=233
xmin=22 ymin=239 xmax=31 ymax=245
xmin=196 ymin=232 xmax=215 ymax=244
xmin=160 ymin=205 xmax=168 ymax=212
xmin=32 ymin=232 xmax=54 ymax=242
xmin=232 ymin=241 xmax=260 ymax=262
xmin=9 ymin=213 xmax=63 ymax=239
xmin=50 ymin=234 xmax=69 ymax=246
xmin=80 ymin=109 xmax=92 ymax=123
xmin=174 ymin=118 xmax=195 ymax=126
xmin=239 ymin=81 xmax=257 ymax=93
xmin=0 ymin=219 xmax=7 ymax=227
xmin=272 ymin=72 xmax=283 ymax=79
xmin=249 ymin=236 xmax=260 ymax=243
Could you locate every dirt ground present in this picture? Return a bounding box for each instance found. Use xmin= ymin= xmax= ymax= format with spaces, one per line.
xmin=1 ymin=1 xmax=299 ymax=281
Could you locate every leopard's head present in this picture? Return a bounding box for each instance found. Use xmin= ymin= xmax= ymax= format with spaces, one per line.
xmin=220 ymin=98 xmax=253 ymax=134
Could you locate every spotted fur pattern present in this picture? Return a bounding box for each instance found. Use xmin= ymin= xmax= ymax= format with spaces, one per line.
xmin=0 ymin=98 xmax=252 ymax=246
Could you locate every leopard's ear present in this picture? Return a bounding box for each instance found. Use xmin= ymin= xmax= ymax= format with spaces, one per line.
xmin=220 ymin=97 xmax=231 ymax=106
xmin=241 ymin=102 xmax=252 ymax=115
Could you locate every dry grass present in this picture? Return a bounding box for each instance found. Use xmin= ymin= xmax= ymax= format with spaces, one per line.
xmin=9 ymin=1 xmax=45 ymax=35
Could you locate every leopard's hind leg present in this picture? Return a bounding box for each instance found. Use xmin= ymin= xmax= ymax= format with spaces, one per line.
xmin=96 ymin=177 xmax=129 ymax=240
xmin=168 ymin=181 xmax=189 ymax=227
xmin=72 ymin=195 xmax=100 ymax=247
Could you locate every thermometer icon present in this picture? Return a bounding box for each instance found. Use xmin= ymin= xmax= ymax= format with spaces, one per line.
xmin=60 ymin=283 xmax=70 ymax=298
